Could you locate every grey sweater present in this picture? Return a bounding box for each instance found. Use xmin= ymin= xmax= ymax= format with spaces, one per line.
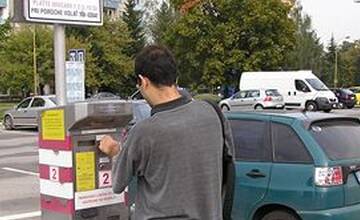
xmin=112 ymin=98 xmax=234 ymax=220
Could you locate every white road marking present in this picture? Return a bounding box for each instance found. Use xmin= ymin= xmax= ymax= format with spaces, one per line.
xmin=2 ymin=167 xmax=39 ymax=176
xmin=0 ymin=211 xmax=41 ymax=220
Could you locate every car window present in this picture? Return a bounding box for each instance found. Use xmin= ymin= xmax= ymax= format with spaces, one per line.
xmin=305 ymin=78 xmax=329 ymax=91
xmin=272 ymin=123 xmax=313 ymax=163
xmin=240 ymin=91 xmax=247 ymax=98
xmin=230 ymin=120 xmax=271 ymax=161
xmin=49 ymin=97 xmax=57 ymax=105
xmin=247 ymin=90 xmax=260 ymax=98
xmin=17 ymin=98 xmax=32 ymax=109
xmin=310 ymin=119 xmax=360 ymax=160
xmin=132 ymin=102 xmax=151 ymax=122
xmin=31 ymin=98 xmax=45 ymax=108
xmin=295 ymin=80 xmax=311 ymax=93
xmin=265 ymin=89 xmax=281 ymax=97
xmin=233 ymin=91 xmax=246 ymax=99
xmin=341 ymin=89 xmax=353 ymax=95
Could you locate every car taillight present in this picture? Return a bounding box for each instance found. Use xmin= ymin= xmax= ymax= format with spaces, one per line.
xmin=315 ymin=167 xmax=343 ymax=186
xmin=264 ymin=96 xmax=272 ymax=102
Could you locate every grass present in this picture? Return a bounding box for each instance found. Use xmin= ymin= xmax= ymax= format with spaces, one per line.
xmin=0 ymin=102 xmax=16 ymax=119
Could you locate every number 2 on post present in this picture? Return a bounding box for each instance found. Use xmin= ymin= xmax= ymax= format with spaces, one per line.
xmin=99 ymin=171 xmax=112 ymax=188
xmin=49 ymin=166 xmax=59 ymax=182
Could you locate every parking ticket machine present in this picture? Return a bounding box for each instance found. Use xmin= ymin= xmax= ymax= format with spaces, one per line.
xmin=38 ymin=100 xmax=133 ymax=220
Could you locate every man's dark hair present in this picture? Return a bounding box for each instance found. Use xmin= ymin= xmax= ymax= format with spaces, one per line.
xmin=135 ymin=45 xmax=177 ymax=87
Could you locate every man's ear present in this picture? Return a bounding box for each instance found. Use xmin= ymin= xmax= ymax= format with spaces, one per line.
xmin=138 ymin=74 xmax=149 ymax=88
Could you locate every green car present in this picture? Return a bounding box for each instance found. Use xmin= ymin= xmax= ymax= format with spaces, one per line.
xmin=227 ymin=111 xmax=360 ymax=220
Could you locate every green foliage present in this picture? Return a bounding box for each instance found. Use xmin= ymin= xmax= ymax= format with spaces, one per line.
xmin=0 ymin=19 xmax=11 ymax=47
xmin=164 ymin=0 xmax=296 ymax=90
xmin=67 ymin=17 xmax=135 ymax=96
xmin=193 ymin=93 xmax=221 ymax=103
xmin=0 ymin=102 xmax=17 ymax=119
xmin=0 ymin=25 xmax=53 ymax=96
xmin=284 ymin=4 xmax=326 ymax=81
xmin=324 ymin=36 xmax=337 ymax=87
xmin=88 ymin=18 xmax=134 ymax=95
xmin=123 ymin=0 xmax=146 ymax=56
xmin=150 ymin=1 xmax=178 ymax=45
xmin=337 ymin=40 xmax=360 ymax=87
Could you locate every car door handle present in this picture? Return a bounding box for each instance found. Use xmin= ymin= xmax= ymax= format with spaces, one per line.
xmin=246 ymin=170 xmax=266 ymax=178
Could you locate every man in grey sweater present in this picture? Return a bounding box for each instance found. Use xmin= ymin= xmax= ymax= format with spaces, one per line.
xmin=99 ymin=45 xmax=234 ymax=220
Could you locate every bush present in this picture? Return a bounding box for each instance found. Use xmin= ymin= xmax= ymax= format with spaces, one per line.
xmin=193 ymin=93 xmax=222 ymax=103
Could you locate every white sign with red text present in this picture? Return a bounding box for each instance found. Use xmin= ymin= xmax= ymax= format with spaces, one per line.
xmin=75 ymin=188 xmax=124 ymax=210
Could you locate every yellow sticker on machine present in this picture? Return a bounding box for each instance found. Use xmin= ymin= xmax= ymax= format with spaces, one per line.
xmin=76 ymin=152 xmax=96 ymax=192
xmin=41 ymin=109 xmax=65 ymax=141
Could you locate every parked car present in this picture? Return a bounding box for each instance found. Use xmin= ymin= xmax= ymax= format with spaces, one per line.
xmin=349 ymin=86 xmax=360 ymax=105
xmin=89 ymin=92 xmax=121 ymax=100
xmin=330 ymin=88 xmax=356 ymax=109
xmin=219 ymin=89 xmax=284 ymax=111
xmin=228 ymin=111 xmax=360 ymax=220
xmin=3 ymin=95 xmax=57 ymax=130
xmin=240 ymin=70 xmax=338 ymax=112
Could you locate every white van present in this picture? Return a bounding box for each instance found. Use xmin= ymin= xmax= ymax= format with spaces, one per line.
xmin=239 ymin=70 xmax=338 ymax=112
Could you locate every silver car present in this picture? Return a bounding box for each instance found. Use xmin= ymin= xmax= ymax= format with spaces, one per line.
xmin=219 ymin=89 xmax=284 ymax=111
xmin=3 ymin=95 xmax=57 ymax=130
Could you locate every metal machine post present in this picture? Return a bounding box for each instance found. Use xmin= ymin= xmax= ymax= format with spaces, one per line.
xmin=38 ymin=100 xmax=133 ymax=219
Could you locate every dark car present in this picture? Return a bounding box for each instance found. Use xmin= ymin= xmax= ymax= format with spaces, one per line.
xmin=331 ymin=88 xmax=356 ymax=109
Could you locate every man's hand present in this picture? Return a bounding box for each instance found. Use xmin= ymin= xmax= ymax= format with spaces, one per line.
xmin=99 ymin=135 xmax=121 ymax=157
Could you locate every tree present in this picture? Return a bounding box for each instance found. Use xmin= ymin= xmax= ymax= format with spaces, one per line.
xmin=0 ymin=19 xmax=11 ymax=47
xmin=0 ymin=25 xmax=53 ymax=96
xmin=123 ymin=0 xmax=146 ymax=56
xmin=337 ymin=40 xmax=360 ymax=86
xmin=67 ymin=17 xmax=135 ymax=96
xmin=164 ymin=0 xmax=296 ymax=91
xmin=88 ymin=17 xmax=134 ymax=96
xmin=150 ymin=1 xmax=178 ymax=45
xmin=284 ymin=4 xmax=325 ymax=81
xmin=324 ymin=36 xmax=337 ymax=87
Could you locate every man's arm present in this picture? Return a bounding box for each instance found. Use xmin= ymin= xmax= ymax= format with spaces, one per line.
xmin=98 ymin=125 xmax=149 ymax=194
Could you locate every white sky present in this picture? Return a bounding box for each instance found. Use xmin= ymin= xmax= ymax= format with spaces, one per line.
xmin=300 ymin=0 xmax=360 ymax=46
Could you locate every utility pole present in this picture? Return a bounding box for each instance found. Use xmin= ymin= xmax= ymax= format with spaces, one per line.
xmin=54 ymin=24 xmax=66 ymax=105
xmin=33 ymin=25 xmax=38 ymax=95
xmin=334 ymin=49 xmax=338 ymax=88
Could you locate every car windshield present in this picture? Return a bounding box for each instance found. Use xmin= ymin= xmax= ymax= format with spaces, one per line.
xmin=132 ymin=102 xmax=151 ymax=122
xmin=49 ymin=97 xmax=57 ymax=105
xmin=310 ymin=119 xmax=360 ymax=160
xmin=341 ymin=89 xmax=354 ymax=95
xmin=305 ymin=78 xmax=329 ymax=91
xmin=265 ymin=89 xmax=281 ymax=97
xmin=350 ymin=88 xmax=360 ymax=93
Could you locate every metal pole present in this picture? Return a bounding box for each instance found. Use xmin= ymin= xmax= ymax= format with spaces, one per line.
xmin=334 ymin=49 xmax=338 ymax=88
xmin=54 ymin=24 xmax=66 ymax=105
xmin=33 ymin=25 xmax=38 ymax=95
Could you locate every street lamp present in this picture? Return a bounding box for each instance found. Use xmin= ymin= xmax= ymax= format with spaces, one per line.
xmin=334 ymin=36 xmax=350 ymax=88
